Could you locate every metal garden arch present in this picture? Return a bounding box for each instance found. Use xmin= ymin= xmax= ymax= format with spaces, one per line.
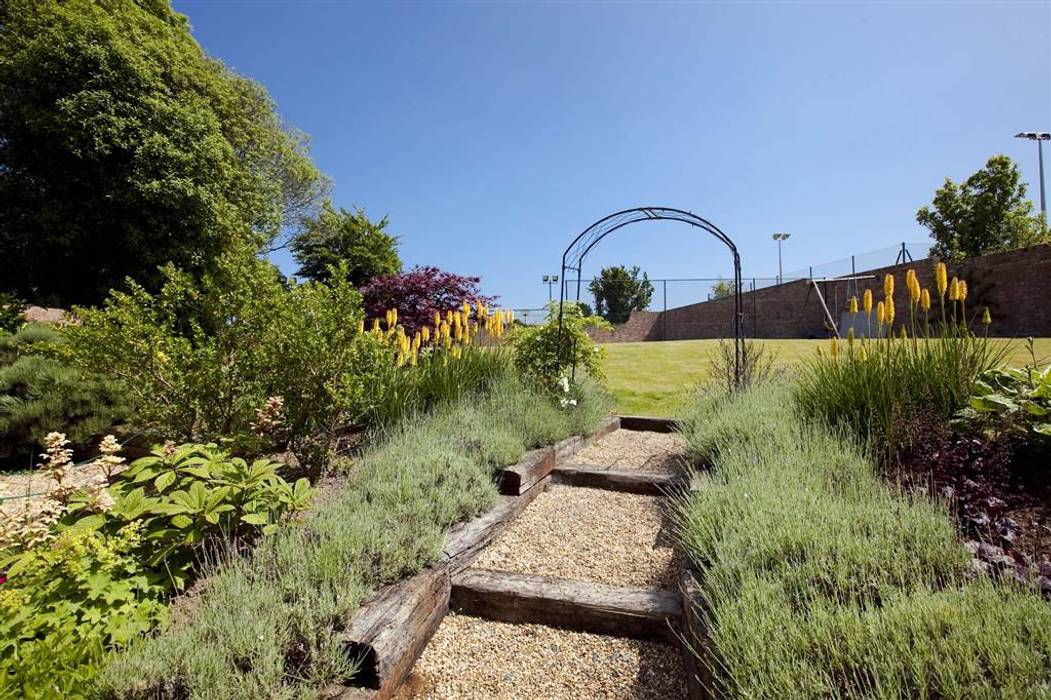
xmin=556 ymin=206 xmax=746 ymax=386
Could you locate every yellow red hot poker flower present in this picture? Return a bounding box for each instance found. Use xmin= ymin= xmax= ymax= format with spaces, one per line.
xmin=906 ymin=269 xmax=920 ymax=303
xmin=883 ymin=273 xmax=894 ymax=298
xmin=849 ymin=296 xmax=859 ymax=315
xmin=935 ymin=262 xmax=948 ymax=298
xmin=863 ymin=289 xmax=873 ymax=314
xmin=920 ymin=288 xmax=931 ymax=312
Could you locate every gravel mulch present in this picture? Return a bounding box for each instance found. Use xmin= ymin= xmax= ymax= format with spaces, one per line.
xmin=398 ymin=613 xmax=687 ymax=700
xmin=571 ymin=429 xmax=686 ymax=474
xmin=472 ymin=485 xmax=680 ymax=588
xmin=0 ymin=462 xmax=125 ymax=516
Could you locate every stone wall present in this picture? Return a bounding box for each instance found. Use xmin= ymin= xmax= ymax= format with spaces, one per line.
xmin=588 ymin=244 xmax=1051 ymax=341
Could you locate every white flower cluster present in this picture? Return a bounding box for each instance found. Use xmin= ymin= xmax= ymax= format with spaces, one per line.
xmin=0 ymin=432 xmax=121 ymax=551
xmin=251 ymin=395 xmax=286 ymax=437
xmin=558 ymin=376 xmax=578 ymax=410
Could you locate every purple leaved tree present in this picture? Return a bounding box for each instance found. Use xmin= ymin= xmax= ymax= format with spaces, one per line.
xmin=360 ymin=266 xmax=496 ymax=334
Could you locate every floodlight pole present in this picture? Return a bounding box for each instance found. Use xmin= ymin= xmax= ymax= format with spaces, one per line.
xmin=772 ymin=233 xmax=790 ymax=284
xmin=1015 ymin=132 xmax=1050 ymax=217
xmin=542 ymin=275 xmax=559 ymax=302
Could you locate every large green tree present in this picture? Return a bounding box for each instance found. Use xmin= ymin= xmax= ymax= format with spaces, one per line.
xmin=290 ymin=203 xmax=401 ymax=286
xmin=918 ymin=155 xmax=1049 ymax=261
xmin=0 ymin=0 xmax=327 ymax=306
xmin=588 ymin=265 xmax=654 ymax=324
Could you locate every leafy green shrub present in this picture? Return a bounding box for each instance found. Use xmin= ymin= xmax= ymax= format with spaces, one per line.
xmin=64 ymin=248 xmax=384 ymax=464
xmin=0 ymin=525 xmax=169 ymax=696
xmin=99 ymin=378 xmax=610 ymax=699
xmin=0 ymin=324 xmax=129 ymax=468
xmin=672 ymin=382 xmax=1051 ymax=698
xmin=64 ymin=443 xmax=311 ymax=590
xmin=958 ymin=359 xmax=1051 ymax=453
xmin=510 ymin=302 xmax=609 ymax=394
xmin=0 ymin=293 xmax=25 ymax=334
xmin=0 ymin=433 xmax=313 ymax=696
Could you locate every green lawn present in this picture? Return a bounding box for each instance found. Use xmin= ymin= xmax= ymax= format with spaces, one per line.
xmin=601 ymin=337 xmax=1051 ymax=417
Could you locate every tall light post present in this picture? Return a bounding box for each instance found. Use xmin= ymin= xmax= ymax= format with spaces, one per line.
xmin=772 ymin=233 xmax=790 ymax=284
xmin=542 ymin=274 xmax=559 ymax=302
xmin=1015 ymin=132 xmax=1050 ymax=217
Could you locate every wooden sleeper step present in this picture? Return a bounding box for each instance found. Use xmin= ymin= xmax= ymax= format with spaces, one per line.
xmin=551 ymin=464 xmax=686 ymax=495
xmin=618 ymin=415 xmax=681 ymax=433
xmin=451 ymin=568 xmax=682 ymax=643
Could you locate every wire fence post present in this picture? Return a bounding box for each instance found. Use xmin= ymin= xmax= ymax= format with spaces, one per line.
xmin=662 ymin=279 xmax=667 ymax=340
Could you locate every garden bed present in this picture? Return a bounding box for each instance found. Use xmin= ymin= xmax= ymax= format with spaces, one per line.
xmin=672 ymin=382 xmax=1051 ymax=698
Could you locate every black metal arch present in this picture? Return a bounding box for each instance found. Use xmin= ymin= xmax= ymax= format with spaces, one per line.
xmin=557 ymin=206 xmax=745 ymax=385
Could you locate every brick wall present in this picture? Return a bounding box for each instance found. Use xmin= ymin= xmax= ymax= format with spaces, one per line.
xmin=587 ymin=310 xmax=662 ymax=342
xmin=588 ymin=244 xmax=1051 ymax=341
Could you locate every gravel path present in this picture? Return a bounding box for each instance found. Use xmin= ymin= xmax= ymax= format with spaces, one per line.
xmin=472 ymin=485 xmax=680 ymax=588
xmin=572 ymin=429 xmax=686 ymax=474
xmin=399 ymin=613 xmax=687 ymax=700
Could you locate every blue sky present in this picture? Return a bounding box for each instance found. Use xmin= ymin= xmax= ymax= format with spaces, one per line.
xmin=173 ymin=0 xmax=1050 ymax=310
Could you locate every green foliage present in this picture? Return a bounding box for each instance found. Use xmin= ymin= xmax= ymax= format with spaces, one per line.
xmin=918 ymin=155 xmax=1049 ymax=262
xmin=64 ymin=247 xmax=382 ymax=462
xmin=588 ymin=265 xmax=654 ymax=323
xmin=0 ymin=324 xmax=129 ymax=468
xmin=709 ymin=279 xmax=734 ymax=300
xmin=0 ymin=0 xmax=326 ymax=306
xmin=672 ymin=382 xmax=1051 ymax=698
xmin=0 ymin=525 xmax=169 ymax=696
xmin=0 ymin=439 xmax=311 ymax=697
xmin=957 ymin=349 xmax=1051 ymax=456
xmin=510 ymin=302 xmax=609 ymax=394
xmin=64 ymin=443 xmax=311 ymax=591
xmin=290 ymin=202 xmax=402 ymax=286
xmin=0 ymin=294 xmax=25 ymax=334
xmin=99 ymin=378 xmax=610 ymax=699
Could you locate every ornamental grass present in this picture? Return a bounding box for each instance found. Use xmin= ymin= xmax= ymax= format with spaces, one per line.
xmin=796 ymin=262 xmax=1008 ymax=465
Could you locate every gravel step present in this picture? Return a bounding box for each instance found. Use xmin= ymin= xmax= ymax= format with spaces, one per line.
xmin=396 ymin=613 xmax=687 ymax=699
xmin=472 ymin=485 xmax=680 ymax=588
xmin=570 ymin=428 xmax=687 ymax=474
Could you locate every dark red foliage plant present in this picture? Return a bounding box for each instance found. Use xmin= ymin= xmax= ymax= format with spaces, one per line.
xmin=359 ymin=266 xmax=495 ymax=334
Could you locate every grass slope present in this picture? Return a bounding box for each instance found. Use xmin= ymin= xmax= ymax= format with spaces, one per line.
xmin=601 ymin=337 xmax=1051 ymax=416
